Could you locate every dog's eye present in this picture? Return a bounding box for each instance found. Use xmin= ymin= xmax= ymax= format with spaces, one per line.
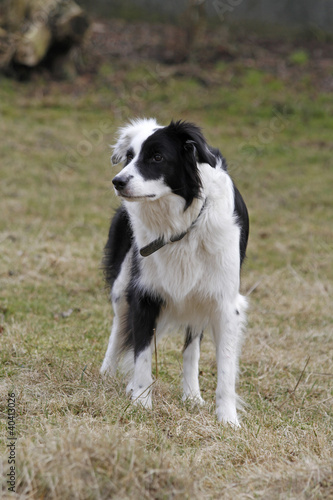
xmin=126 ymin=152 xmax=134 ymax=163
xmin=153 ymin=154 xmax=163 ymax=162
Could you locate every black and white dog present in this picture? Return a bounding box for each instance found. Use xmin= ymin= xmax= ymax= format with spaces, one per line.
xmin=100 ymin=118 xmax=249 ymax=426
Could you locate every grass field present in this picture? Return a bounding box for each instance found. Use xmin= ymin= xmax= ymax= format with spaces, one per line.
xmin=0 ymin=53 xmax=332 ymax=499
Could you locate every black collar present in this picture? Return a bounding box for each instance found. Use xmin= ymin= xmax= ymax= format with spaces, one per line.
xmin=140 ymin=198 xmax=207 ymax=257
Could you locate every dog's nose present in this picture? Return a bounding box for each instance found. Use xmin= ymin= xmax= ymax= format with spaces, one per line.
xmin=112 ymin=175 xmax=132 ymax=191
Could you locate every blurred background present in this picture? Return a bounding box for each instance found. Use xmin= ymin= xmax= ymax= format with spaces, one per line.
xmin=1 ymin=0 xmax=333 ymax=80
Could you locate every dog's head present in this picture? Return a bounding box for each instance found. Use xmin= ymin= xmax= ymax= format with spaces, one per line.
xmin=111 ymin=119 xmax=218 ymax=209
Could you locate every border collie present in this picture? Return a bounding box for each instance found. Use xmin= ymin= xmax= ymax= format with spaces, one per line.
xmin=100 ymin=118 xmax=249 ymax=426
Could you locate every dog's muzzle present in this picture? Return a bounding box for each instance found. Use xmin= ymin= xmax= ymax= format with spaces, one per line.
xmin=112 ymin=175 xmax=133 ymax=192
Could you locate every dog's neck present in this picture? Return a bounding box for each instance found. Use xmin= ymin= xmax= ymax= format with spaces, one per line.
xmin=139 ymin=198 xmax=207 ymax=257
xmin=125 ymin=195 xmax=206 ymax=255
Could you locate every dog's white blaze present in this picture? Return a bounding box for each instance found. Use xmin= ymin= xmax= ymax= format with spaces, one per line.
xmin=111 ymin=118 xmax=161 ymax=164
xmin=115 ymin=162 xmax=171 ymax=200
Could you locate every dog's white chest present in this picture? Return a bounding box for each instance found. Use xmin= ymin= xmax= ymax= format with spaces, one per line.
xmin=139 ymin=222 xmax=240 ymax=304
xmin=140 ymin=241 xmax=204 ymax=300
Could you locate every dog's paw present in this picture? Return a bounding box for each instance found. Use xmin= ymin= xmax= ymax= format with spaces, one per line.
xmin=216 ymin=407 xmax=240 ymax=428
xmin=182 ymin=394 xmax=206 ymax=407
xmin=126 ymin=380 xmax=134 ymax=394
xmin=132 ymin=388 xmax=152 ymax=409
xmin=100 ymin=363 xmax=116 ymax=378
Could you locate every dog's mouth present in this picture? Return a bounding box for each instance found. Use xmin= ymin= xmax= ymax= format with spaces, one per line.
xmin=118 ymin=193 xmax=157 ymax=201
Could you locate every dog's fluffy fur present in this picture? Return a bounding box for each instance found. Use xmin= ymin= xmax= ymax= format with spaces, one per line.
xmin=100 ymin=118 xmax=249 ymax=426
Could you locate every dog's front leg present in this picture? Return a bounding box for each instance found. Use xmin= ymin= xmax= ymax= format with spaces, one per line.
xmin=128 ymin=290 xmax=162 ymax=409
xmin=212 ymin=301 xmax=245 ymax=427
xmin=131 ymin=345 xmax=153 ymax=408
xmin=182 ymin=328 xmax=205 ymax=405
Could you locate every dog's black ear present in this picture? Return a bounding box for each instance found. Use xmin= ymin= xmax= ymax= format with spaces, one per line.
xmin=183 ymin=139 xmax=197 ymax=161
xmin=182 ymin=138 xmax=203 ymax=209
xmin=166 ymin=121 xmax=207 ymax=209
xmin=171 ymin=121 xmax=217 ymax=168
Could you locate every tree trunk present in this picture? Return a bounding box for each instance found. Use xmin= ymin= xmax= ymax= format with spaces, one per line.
xmin=0 ymin=0 xmax=90 ymax=71
xmin=15 ymin=22 xmax=52 ymax=66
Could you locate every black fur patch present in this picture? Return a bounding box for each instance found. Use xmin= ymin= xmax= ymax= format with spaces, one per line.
xmin=135 ymin=120 xmax=221 ymax=210
xmin=183 ymin=327 xmax=204 ymax=353
xmin=125 ymin=248 xmax=164 ymax=357
xmin=103 ymin=206 xmax=132 ymax=289
xmin=233 ymin=183 xmax=249 ymax=266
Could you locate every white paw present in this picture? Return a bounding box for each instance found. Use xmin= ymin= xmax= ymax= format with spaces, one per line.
xmin=216 ymin=407 xmax=240 ymax=428
xmin=126 ymin=380 xmax=134 ymax=394
xmin=183 ymin=394 xmax=206 ymax=406
xmin=100 ymin=362 xmax=116 ymax=378
xmin=132 ymin=388 xmax=152 ymax=409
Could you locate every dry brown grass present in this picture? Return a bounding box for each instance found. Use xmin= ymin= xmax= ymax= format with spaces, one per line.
xmin=0 ymin=61 xmax=332 ymax=499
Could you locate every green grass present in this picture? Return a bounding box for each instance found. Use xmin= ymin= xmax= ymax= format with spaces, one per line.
xmin=0 ymin=61 xmax=332 ymax=499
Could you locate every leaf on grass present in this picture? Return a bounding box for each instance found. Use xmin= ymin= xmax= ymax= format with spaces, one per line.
xmin=53 ymin=308 xmax=81 ymax=320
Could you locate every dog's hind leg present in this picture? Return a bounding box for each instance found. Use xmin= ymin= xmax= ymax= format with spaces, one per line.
xmin=100 ymin=297 xmax=128 ymax=377
xmin=182 ymin=328 xmax=205 ymax=405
